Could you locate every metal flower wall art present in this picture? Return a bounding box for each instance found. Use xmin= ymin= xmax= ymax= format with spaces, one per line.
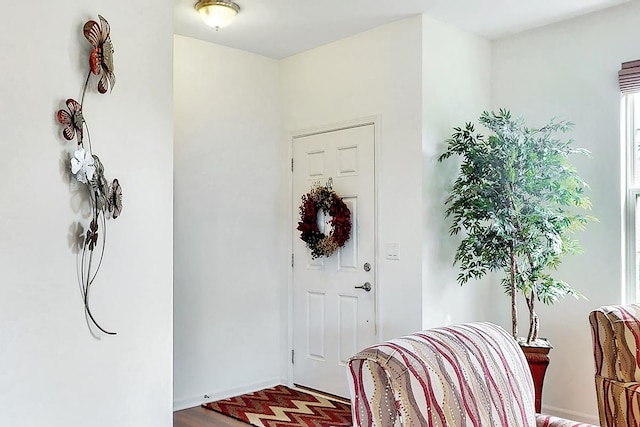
xmin=56 ymin=15 xmax=121 ymax=336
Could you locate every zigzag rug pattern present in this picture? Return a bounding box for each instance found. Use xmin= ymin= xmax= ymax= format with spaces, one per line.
xmin=202 ymin=385 xmax=352 ymax=427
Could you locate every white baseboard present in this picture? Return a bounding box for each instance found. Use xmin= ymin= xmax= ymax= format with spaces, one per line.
xmin=542 ymin=404 xmax=600 ymax=425
xmin=173 ymin=377 xmax=284 ymax=411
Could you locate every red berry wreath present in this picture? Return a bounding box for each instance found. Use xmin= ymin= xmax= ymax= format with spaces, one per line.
xmin=297 ymin=184 xmax=352 ymax=259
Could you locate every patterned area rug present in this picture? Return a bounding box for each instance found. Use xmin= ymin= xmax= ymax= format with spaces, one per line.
xmin=202 ymin=385 xmax=352 ymax=427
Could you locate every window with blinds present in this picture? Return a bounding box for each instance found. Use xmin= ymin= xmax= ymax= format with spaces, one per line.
xmin=624 ymin=87 xmax=640 ymax=301
xmin=620 ymin=61 xmax=640 ymax=95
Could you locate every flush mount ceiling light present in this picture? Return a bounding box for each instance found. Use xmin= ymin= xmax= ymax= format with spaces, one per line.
xmin=195 ymin=0 xmax=240 ymax=30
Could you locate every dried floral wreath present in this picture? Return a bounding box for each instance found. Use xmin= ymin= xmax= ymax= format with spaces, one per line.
xmin=56 ymin=15 xmax=121 ymax=335
xmin=297 ymin=179 xmax=352 ymax=259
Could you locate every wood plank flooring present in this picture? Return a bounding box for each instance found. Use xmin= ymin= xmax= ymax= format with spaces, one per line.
xmin=174 ymin=406 xmax=248 ymax=427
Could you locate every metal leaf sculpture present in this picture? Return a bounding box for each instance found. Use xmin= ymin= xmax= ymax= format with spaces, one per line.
xmin=56 ymin=14 xmax=122 ymax=336
xmin=56 ymin=99 xmax=84 ymax=144
xmin=83 ymin=15 xmax=116 ymax=94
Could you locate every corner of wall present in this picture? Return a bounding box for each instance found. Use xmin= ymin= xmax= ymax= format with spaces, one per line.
xmin=420 ymin=13 xmax=492 ymax=329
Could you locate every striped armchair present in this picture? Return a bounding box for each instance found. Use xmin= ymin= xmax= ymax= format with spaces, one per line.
xmin=590 ymin=304 xmax=640 ymax=426
xmin=347 ymin=322 xmax=594 ymax=427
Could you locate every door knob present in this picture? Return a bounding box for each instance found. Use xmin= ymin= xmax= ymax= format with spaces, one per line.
xmin=355 ymin=282 xmax=372 ymax=292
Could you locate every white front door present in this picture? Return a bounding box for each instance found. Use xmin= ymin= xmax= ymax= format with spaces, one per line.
xmin=292 ymin=123 xmax=377 ymax=398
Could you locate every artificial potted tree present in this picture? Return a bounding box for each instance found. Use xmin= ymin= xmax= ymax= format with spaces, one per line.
xmin=438 ymin=109 xmax=595 ymax=411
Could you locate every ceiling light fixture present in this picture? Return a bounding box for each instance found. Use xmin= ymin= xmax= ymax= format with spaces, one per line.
xmin=195 ymin=0 xmax=240 ymax=30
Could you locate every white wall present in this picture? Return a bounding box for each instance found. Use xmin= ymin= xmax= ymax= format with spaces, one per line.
xmin=173 ymin=35 xmax=284 ymax=410
xmin=492 ymin=2 xmax=640 ymax=422
xmin=421 ymin=15 xmax=493 ymax=328
xmin=0 ymin=3 xmax=174 ymax=427
xmin=281 ymin=16 xmax=424 ymax=343
xmin=173 ymin=16 xmax=489 ymax=406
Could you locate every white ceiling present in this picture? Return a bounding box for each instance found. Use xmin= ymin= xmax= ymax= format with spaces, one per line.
xmin=174 ymin=0 xmax=630 ymax=59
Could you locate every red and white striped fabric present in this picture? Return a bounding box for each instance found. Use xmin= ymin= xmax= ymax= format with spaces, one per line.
xmin=347 ymin=322 xmax=594 ymax=427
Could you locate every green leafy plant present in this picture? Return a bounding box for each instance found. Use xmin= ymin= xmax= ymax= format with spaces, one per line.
xmin=438 ymin=109 xmax=595 ymax=344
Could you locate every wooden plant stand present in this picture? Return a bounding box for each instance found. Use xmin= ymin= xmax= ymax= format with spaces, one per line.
xmin=519 ymin=340 xmax=552 ymax=413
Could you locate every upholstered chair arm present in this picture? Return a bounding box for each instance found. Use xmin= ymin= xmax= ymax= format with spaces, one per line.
xmin=594 ymin=375 xmax=640 ymax=426
xmin=348 ymin=323 xmax=540 ymax=426
xmin=590 ymin=304 xmax=640 ymax=383
xmin=535 ymin=414 xmax=598 ymax=427
xmin=348 ymin=354 xmax=401 ymax=427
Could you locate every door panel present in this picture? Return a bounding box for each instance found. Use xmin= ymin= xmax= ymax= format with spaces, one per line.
xmin=339 ymin=197 xmax=357 ymax=269
xmin=292 ymin=123 xmax=376 ymax=398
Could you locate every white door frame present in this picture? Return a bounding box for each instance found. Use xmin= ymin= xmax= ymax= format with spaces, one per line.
xmin=286 ymin=115 xmax=381 ymax=390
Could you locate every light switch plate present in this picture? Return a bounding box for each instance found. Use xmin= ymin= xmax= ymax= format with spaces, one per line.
xmin=385 ymin=242 xmax=400 ymax=260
